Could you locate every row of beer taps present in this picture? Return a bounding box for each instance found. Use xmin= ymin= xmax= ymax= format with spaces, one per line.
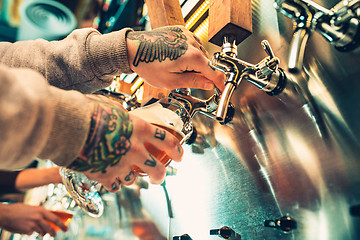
xmin=275 ymin=0 xmax=360 ymax=72
xmin=111 ymin=0 xmax=359 ymax=126
xmin=169 ymin=0 xmax=360 ymax=126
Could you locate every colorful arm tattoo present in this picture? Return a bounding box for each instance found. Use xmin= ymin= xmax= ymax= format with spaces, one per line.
xmin=127 ymin=26 xmax=188 ymax=67
xmin=68 ymin=95 xmax=133 ymax=173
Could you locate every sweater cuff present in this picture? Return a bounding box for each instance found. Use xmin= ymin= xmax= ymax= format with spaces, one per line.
xmin=39 ymin=88 xmax=90 ymax=167
xmin=86 ymin=28 xmax=134 ymax=79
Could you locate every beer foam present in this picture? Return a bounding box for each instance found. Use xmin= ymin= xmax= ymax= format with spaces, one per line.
xmin=130 ymin=103 xmax=185 ymax=137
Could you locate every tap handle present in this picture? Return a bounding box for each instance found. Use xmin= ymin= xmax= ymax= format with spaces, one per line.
xmin=256 ymin=40 xmax=280 ymax=78
xmin=264 ymin=215 xmax=297 ymax=233
xmin=261 ymin=40 xmax=280 ymax=70
xmin=261 ymin=40 xmax=276 ymax=59
xmin=173 ymin=234 xmax=193 ymax=240
xmin=210 ymin=226 xmax=241 ymax=239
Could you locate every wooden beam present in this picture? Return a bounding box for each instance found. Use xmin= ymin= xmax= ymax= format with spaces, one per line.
xmin=208 ymin=0 xmax=252 ymax=47
xmin=145 ymin=0 xmax=185 ymax=29
xmin=142 ymin=0 xmax=186 ymax=101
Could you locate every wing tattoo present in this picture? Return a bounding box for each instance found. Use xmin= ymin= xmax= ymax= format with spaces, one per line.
xmin=128 ymin=26 xmax=188 ymax=67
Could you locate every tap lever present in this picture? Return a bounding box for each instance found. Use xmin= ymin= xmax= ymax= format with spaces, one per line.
xmin=264 ymin=215 xmax=298 ymax=233
xmin=256 ymin=41 xmax=280 ymax=79
xmin=262 ymin=40 xmax=276 ymax=59
xmin=173 ymin=234 xmax=193 ymax=240
xmin=210 ymin=226 xmax=241 ymax=240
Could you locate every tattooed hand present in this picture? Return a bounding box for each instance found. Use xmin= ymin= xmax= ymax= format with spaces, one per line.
xmin=68 ymin=95 xmax=183 ymax=192
xmin=126 ymin=25 xmax=225 ymax=91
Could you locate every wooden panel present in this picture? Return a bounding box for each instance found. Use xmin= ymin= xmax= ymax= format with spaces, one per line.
xmin=145 ymin=0 xmax=185 ymax=28
xmin=142 ymin=0 xmax=186 ymax=101
xmin=208 ymin=0 xmax=252 ymax=46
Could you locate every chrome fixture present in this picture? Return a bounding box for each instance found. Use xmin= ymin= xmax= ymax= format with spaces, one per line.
xmin=168 ymin=87 xmax=234 ymax=125
xmin=167 ymin=38 xmax=287 ymax=125
xmin=210 ymin=226 xmax=242 ymax=240
xmin=173 ymin=234 xmax=193 ymax=240
xmin=274 ymin=0 xmax=360 ymax=71
xmin=208 ymin=38 xmax=287 ymax=123
xmin=137 ymin=0 xmax=360 ymax=239
xmin=264 ymin=215 xmax=298 ymax=233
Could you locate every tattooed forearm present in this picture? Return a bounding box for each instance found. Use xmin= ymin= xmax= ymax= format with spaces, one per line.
xmin=68 ymin=95 xmax=133 ymax=173
xmin=127 ymin=26 xmax=188 ymax=66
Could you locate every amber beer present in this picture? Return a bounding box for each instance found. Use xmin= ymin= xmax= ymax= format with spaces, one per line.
xmin=47 ymin=210 xmax=73 ymax=231
xmin=131 ymin=219 xmax=166 ymax=239
xmin=133 ymin=123 xmax=184 ymax=176
xmin=129 ymin=102 xmax=186 ymax=176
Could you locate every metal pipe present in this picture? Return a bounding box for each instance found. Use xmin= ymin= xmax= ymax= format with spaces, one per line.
xmin=215 ymin=73 xmax=237 ymax=122
xmin=288 ymin=27 xmax=310 ymax=72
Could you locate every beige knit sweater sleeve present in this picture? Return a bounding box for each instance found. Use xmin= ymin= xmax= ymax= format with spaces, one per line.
xmin=0 ymin=28 xmax=133 ymax=169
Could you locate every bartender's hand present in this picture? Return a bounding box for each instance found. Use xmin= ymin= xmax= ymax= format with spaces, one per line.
xmin=68 ymin=94 xmax=183 ymax=192
xmin=0 ymin=203 xmax=67 ymax=237
xmin=126 ymin=25 xmax=225 ymax=91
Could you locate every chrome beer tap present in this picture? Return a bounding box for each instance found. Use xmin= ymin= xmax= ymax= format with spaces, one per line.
xmin=167 ymin=38 xmax=287 ymax=125
xmin=209 ymin=38 xmax=287 ymax=123
xmin=274 ymin=0 xmax=360 ymax=71
xmin=316 ymin=0 xmax=360 ymax=51
xmin=168 ymin=87 xmax=235 ymax=125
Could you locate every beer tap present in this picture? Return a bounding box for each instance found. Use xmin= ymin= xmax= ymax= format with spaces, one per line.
xmin=167 ymin=38 xmax=287 ymax=125
xmin=274 ymin=0 xmax=360 ymax=72
xmin=210 ymin=38 xmax=286 ymax=122
xmin=168 ymin=86 xmax=234 ymax=125
xmin=210 ymin=226 xmax=242 ymax=240
xmin=316 ymin=0 xmax=360 ymax=51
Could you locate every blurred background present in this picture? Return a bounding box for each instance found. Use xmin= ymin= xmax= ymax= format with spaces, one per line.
xmin=0 ymin=0 xmax=146 ymax=41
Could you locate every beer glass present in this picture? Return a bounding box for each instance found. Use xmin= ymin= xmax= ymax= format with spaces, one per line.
xmin=59 ymin=167 xmax=104 ymax=218
xmin=41 ymin=184 xmax=76 ymax=232
xmin=129 ymin=97 xmax=193 ymax=175
xmin=59 ymin=97 xmax=193 ymax=216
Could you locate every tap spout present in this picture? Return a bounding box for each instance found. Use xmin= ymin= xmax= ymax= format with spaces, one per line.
xmin=288 ymin=27 xmax=310 ymax=72
xmin=209 ymin=40 xmax=287 ymax=122
xmin=274 ymin=0 xmax=314 ymax=72
xmin=210 ymin=52 xmax=253 ymax=123
xmin=169 ymin=89 xmax=231 ymax=123
xmin=215 ymin=76 xmax=236 ymax=122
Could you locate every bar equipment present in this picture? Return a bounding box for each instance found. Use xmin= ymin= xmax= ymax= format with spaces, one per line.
xmin=210 ymin=226 xmax=242 ymax=239
xmin=40 ymin=1 xmax=360 ymax=238
xmin=173 ymin=234 xmax=193 ymax=239
xmin=137 ymin=0 xmax=360 ymax=239
xmin=264 ymin=215 xmax=298 ymax=233
xmin=208 ymin=39 xmax=287 ymax=123
xmin=274 ymin=0 xmax=360 ymax=71
xmin=165 ymin=37 xmax=291 ymax=128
